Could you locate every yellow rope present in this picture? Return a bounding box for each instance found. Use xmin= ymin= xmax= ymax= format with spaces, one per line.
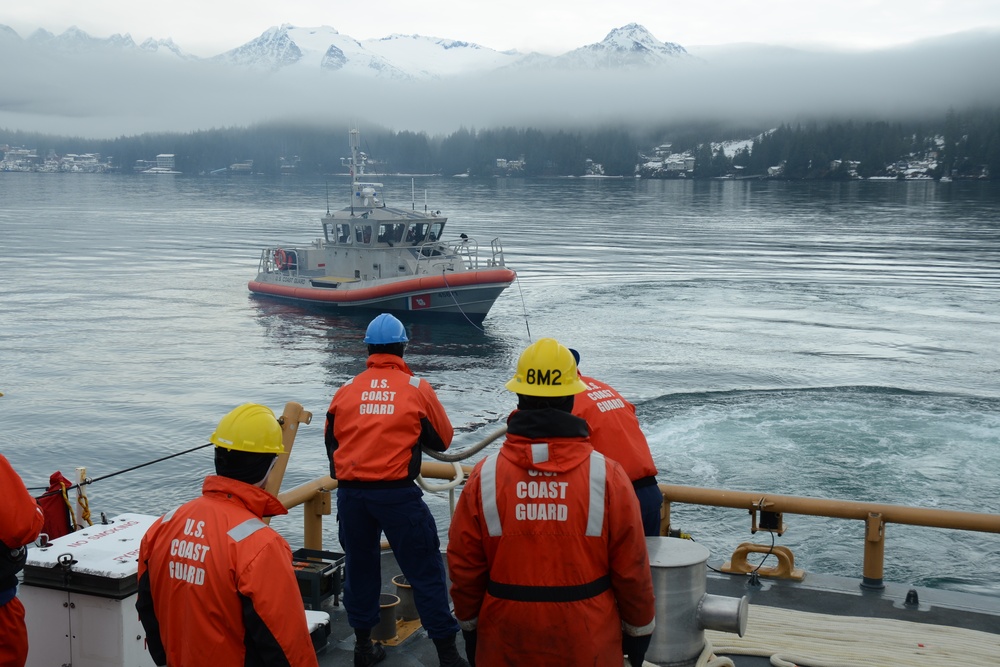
xmin=77 ymin=491 xmax=93 ymax=527
xmin=60 ymin=484 xmax=79 ymax=531
xmin=706 ymin=604 xmax=1000 ymax=667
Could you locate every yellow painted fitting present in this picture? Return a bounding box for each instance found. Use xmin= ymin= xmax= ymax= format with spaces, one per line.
xmin=721 ymin=543 xmax=805 ymax=581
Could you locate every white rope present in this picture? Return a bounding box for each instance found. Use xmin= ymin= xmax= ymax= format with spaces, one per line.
xmin=695 ymin=637 xmax=736 ymax=667
xmin=416 ymin=461 xmax=465 ymax=492
xmin=705 ymin=604 xmax=1000 ymax=667
xmin=627 ymin=637 xmax=734 ymax=667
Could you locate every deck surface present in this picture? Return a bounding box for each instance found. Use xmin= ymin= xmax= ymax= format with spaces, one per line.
xmin=311 ymin=550 xmax=1000 ymax=667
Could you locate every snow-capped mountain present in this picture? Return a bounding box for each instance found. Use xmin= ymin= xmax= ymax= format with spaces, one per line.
xmin=139 ymin=37 xmax=197 ymax=60
xmin=0 ymin=21 xmax=687 ymax=80
xmin=27 ymin=26 xmax=138 ymax=52
xmin=214 ymin=24 xmax=527 ymax=79
xmin=12 ymin=25 xmax=198 ymax=60
xmin=553 ymin=23 xmax=689 ymax=68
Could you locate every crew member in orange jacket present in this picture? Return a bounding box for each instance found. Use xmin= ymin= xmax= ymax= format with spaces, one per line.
xmin=570 ymin=348 xmax=662 ymax=536
xmin=0 ymin=454 xmax=45 ymax=667
xmin=136 ymin=404 xmax=319 ymax=667
xmin=447 ymin=338 xmax=656 ymax=667
xmin=326 ymin=313 xmax=468 ymax=667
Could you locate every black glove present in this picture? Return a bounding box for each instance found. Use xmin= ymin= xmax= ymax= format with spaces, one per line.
xmin=622 ymin=633 xmax=652 ymax=667
xmin=461 ymin=629 xmax=477 ymax=667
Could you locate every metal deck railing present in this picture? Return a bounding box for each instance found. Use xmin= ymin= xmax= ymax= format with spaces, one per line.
xmin=266 ymin=402 xmax=1000 ymax=591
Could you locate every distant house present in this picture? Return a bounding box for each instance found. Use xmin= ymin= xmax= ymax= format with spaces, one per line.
xmin=157 ymin=154 xmax=176 ymax=170
xmin=229 ymin=159 xmax=254 ymax=174
xmin=1 ymin=147 xmax=41 ymax=171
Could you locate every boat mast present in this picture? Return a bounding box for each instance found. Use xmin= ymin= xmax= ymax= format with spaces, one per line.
xmin=349 ymin=128 xmax=360 ymax=215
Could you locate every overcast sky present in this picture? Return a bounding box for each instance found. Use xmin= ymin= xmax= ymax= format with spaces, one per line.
xmin=5 ymin=0 xmax=1000 ymax=56
xmin=2 ymin=1 xmax=999 ymax=139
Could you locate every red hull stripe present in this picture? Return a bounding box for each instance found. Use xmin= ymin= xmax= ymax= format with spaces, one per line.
xmin=248 ymin=269 xmax=516 ymax=304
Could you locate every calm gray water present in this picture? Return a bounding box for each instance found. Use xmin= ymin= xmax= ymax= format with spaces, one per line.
xmin=2 ymin=173 xmax=999 ymax=595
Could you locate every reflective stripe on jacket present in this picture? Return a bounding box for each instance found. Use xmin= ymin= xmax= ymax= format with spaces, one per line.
xmin=135 ymin=476 xmax=319 ymax=667
xmin=573 ymin=373 xmax=658 ymax=483
xmin=325 ymin=353 xmax=453 ymax=485
xmin=447 ymin=408 xmax=655 ymax=667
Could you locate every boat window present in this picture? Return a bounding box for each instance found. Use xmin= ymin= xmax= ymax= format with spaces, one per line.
xmin=410 ymin=222 xmax=429 ymax=244
xmin=377 ymin=223 xmax=393 ymax=244
xmin=429 ymin=222 xmax=445 ymax=242
xmin=337 ymin=223 xmax=352 ymax=244
xmin=356 ymin=224 xmax=373 ymax=245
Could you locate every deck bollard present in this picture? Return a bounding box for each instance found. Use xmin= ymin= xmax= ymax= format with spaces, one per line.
xmin=644 ymin=537 xmax=748 ymax=667
xmin=391 ymin=574 xmax=419 ymax=620
xmin=372 ymin=593 xmax=400 ymax=641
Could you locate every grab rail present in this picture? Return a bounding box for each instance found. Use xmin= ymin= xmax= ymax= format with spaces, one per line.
xmin=659 ymin=483 xmax=1000 ymax=589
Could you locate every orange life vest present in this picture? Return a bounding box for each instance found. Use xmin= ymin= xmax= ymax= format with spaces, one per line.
xmin=136 ymin=476 xmax=319 ymax=667
xmin=0 ymin=454 xmax=44 ymax=667
xmin=325 ymin=354 xmax=453 ymax=484
xmin=573 ymin=373 xmax=658 ymax=483
xmin=447 ymin=409 xmax=655 ymax=666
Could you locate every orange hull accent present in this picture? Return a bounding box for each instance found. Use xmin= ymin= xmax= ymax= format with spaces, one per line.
xmin=248 ymin=268 xmax=516 ymax=304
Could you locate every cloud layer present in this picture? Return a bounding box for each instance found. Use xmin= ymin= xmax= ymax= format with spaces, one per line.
xmin=2 ymin=29 xmax=999 ymax=139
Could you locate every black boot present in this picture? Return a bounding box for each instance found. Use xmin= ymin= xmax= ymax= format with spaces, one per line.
xmin=354 ymin=628 xmax=386 ymax=667
xmin=433 ymin=635 xmax=470 ymax=667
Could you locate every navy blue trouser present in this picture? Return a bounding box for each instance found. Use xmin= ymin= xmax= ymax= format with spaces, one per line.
xmin=337 ymin=485 xmax=459 ymax=638
xmin=636 ymin=483 xmax=663 ymax=537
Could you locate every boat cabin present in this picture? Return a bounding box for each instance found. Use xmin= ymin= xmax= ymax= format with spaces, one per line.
xmin=322 ymin=219 xmax=447 ymax=249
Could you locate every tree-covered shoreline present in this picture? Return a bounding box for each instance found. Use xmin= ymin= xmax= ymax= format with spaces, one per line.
xmin=2 ymin=107 xmax=998 ymax=180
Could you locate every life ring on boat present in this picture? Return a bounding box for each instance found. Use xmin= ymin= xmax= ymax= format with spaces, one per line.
xmin=274 ymin=248 xmax=289 ymax=270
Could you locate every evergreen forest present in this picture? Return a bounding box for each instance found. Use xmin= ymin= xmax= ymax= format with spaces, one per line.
xmin=2 ymin=106 xmax=999 ymax=180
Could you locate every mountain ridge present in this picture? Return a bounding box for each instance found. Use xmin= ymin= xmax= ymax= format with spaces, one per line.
xmin=1 ymin=21 xmax=689 ymax=78
xmin=2 ymin=21 xmax=998 ymax=140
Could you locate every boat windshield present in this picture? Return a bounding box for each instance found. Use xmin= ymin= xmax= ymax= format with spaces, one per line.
xmin=355 ymin=223 xmax=373 ymax=245
xmin=336 ymin=223 xmax=352 ymax=244
xmin=377 ymin=223 xmax=407 ymax=245
xmin=406 ymin=222 xmax=447 ymax=245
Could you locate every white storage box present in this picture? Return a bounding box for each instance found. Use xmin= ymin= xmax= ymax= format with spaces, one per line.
xmin=21 ymin=513 xmax=158 ymax=667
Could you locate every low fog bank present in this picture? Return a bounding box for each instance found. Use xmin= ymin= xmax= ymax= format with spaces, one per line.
xmin=2 ymin=30 xmax=999 ymax=140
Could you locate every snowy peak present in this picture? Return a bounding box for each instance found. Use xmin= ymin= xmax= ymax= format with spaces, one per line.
xmin=214 ymin=24 xmax=412 ymax=78
xmin=558 ymin=23 xmax=688 ymax=68
xmin=0 ymin=21 xmax=690 ymax=79
xmin=139 ymin=37 xmax=195 ymax=60
xmin=216 ymin=24 xmax=307 ymax=69
xmin=362 ymin=33 xmax=524 ymax=77
xmin=211 ymin=25 xmax=524 ymax=79
xmin=14 ymin=25 xmax=195 ymax=59
xmin=27 ymin=25 xmax=137 ymax=51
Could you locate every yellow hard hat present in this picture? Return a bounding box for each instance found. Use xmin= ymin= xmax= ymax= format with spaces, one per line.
xmin=505 ymin=338 xmax=589 ymax=397
xmin=209 ymin=404 xmax=285 ymax=454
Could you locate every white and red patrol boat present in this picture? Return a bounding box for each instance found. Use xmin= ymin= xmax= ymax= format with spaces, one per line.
xmin=248 ymin=129 xmax=515 ymax=324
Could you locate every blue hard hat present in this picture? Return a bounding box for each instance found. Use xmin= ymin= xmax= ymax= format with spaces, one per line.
xmin=363 ymin=313 xmax=409 ymax=344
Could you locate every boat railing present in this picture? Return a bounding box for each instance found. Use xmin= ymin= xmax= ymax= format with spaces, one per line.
xmin=449 ymin=238 xmax=480 ymax=269
xmin=489 ymin=238 xmax=506 ymax=267
xmin=260 ymin=247 xmax=299 ymax=275
xmin=658 ymin=484 xmax=1000 ymax=589
xmin=412 ymin=240 xmax=460 ymax=273
xmin=267 ymin=402 xmax=998 ymax=591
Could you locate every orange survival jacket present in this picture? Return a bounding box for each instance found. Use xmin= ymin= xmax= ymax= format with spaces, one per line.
xmin=447 ymin=408 xmax=655 ymax=667
xmin=325 ymin=354 xmax=454 ymax=485
xmin=573 ymin=373 xmax=658 ymax=484
xmin=0 ymin=454 xmax=44 ymax=590
xmin=136 ymin=476 xmax=318 ymax=667
xmin=0 ymin=454 xmax=44 ymax=667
